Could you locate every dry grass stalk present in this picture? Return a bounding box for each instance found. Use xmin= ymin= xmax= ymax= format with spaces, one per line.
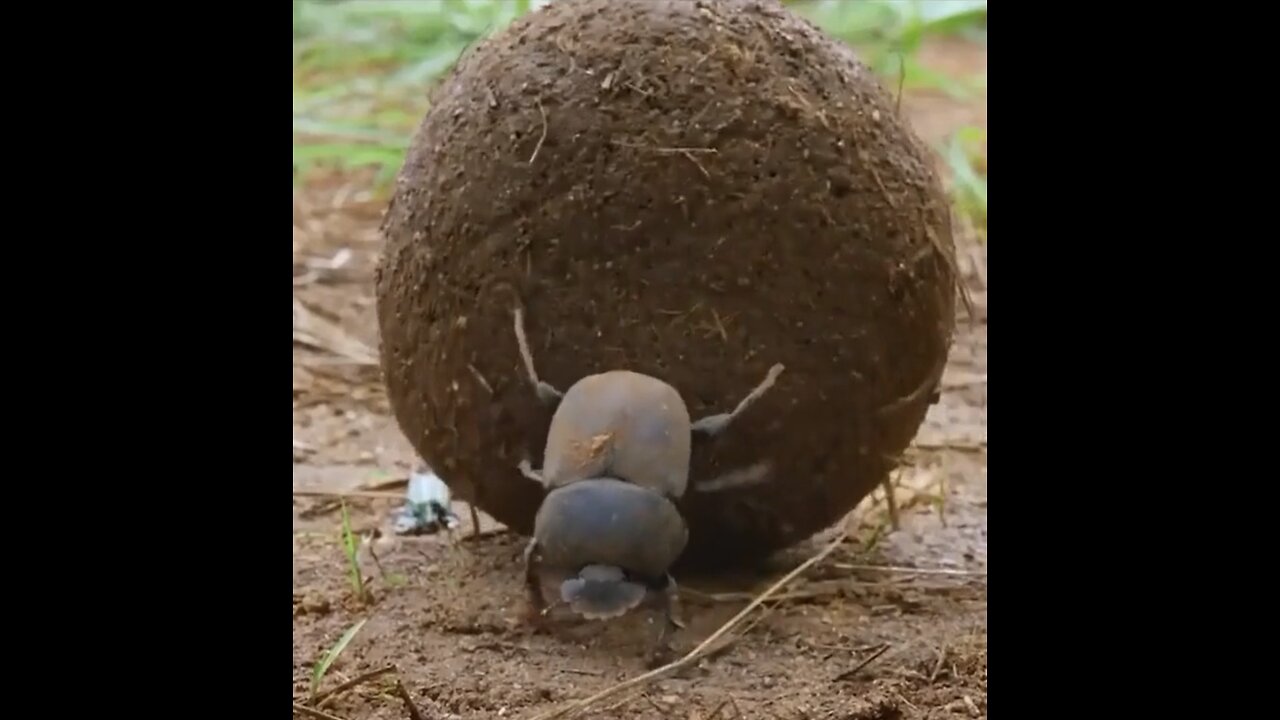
xmin=294 ymin=298 xmax=379 ymax=366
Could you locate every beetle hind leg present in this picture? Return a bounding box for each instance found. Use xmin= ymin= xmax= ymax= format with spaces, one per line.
xmin=522 ymin=538 xmax=548 ymax=624
xmin=512 ymin=307 xmax=565 ymax=406
xmin=691 ymin=363 xmax=785 ymax=436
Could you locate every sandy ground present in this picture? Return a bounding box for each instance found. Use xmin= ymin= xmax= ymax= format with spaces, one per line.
xmin=293 ymin=36 xmax=987 ymax=720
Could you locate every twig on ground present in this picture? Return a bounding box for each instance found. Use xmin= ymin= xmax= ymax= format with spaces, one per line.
xmin=681 ymin=587 xmax=754 ymax=604
xmin=527 ymin=521 xmax=853 ymax=719
xmin=393 ymin=678 xmax=425 ymax=720
xmin=314 ymin=665 xmax=398 ymax=708
xmin=459 ymin=526 xmax=511 ymax=542
xmin=833 ymin=643 xmax=893 ymax=682
xmin=294 ymin=704 xmax=349 ymax=720
xmin=299 ymin=499 xmax=343 ymax=519
xmin=912 ymin=439 xmax=985 ymax=452
xmin=598 ymin=691 xmax=643 ymax=715
xmin=305 ymin=665 xmax=425 ymax=720
xmin=294 ymin=489 xmax=406 ymax=500
xmin=294 ymin=298 xmax=380 ymax=366
xmin=363 ymin=476 xmax=411 ymax=492
xmin=641 ymin=694 xmax=667 ymax=714
xmin=929 ymin=644 xmax=949 ymax=683
xmin=832 ymin=563 xmax=985 ymax=578
xmin=360 ymin=530 xmax=395 ymax=579
xmin=683 ymin=583 xmax=859 ymax=605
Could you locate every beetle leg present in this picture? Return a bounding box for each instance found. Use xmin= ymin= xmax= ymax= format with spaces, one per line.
xmin=512 ymin=307 xmax=565 ymax=406
xmin=517 ymin=458 xmax=546 ymax=485
xmin=643 ymin=574 xmax=685 ymax=668
xmin=657 ymin=573 xmax=686 ymax=631
xmin=691 ymin=363 xmax=785 ymax=436
xmin=522 ymin=538 xmax=548 ymax=623
xmin=882 ymin=477 xmax=900 ymax=530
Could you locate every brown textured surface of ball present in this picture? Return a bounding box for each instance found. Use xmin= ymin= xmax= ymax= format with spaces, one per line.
xmin=375 ymin=0 xmax=957 ymax=566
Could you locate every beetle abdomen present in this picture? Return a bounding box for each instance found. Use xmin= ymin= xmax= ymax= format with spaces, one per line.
xmin=534 ymin=478 xmax=688 ymax=578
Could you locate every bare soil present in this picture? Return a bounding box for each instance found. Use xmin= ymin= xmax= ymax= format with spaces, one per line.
xmin=293 ymin=35 xmax=986 ymax=720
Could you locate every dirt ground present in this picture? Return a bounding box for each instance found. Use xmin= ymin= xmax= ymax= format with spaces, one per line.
xmin=293 ymin=37 xmax=987 ymax=720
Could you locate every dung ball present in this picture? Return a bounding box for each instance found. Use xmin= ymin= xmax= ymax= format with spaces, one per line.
xmin=375 ymin=0 xmax=957 ymax=566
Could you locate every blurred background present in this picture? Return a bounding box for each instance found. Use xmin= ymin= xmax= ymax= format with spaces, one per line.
xmin=293 ymin=0 xmax=986 ymax=231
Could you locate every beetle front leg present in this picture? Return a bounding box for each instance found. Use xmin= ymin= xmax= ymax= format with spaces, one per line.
xmin=660 ymin=573 xmax=686 ymax=631
xmin=644 ymin=573 xmax=685 ymax=668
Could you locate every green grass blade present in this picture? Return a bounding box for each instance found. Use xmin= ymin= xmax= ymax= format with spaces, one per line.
xmin=310 ymin=617 xmax=370 ymax=696
xmin=943 ymin=126 xmax=987 ymax=232
xmin=339 ymin=502 xmax=365 ymax=600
